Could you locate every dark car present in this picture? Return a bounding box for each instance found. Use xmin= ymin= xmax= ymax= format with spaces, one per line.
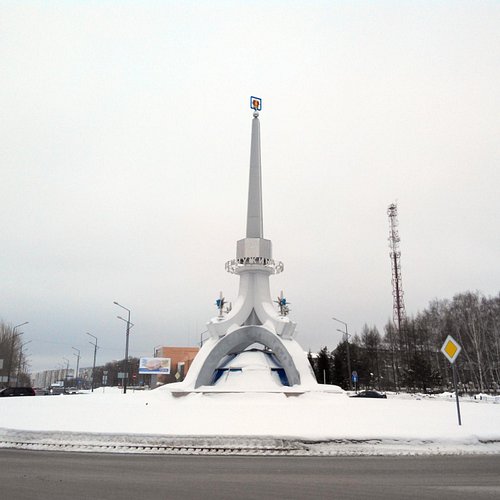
xmin=0 ymin=387 xmax=36 ymax=397
xmin=350 ymin=390 xmax=387 ymax=399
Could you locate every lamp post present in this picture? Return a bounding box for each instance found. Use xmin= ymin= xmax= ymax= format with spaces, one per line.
xmin=7 ymin=322 xmax=29 ymax=387
xmin=62 ymin=357 xmax=70 ymax=385
xmin=16 ymin=340 xmax=32 ymax=387
xmin=114 ymin=301 xmax=132 ymax=394
xmin=56 ymin=363 xmax=64 ymax=386
xmin=72 ymin=347 xmax=81 ymax=389
xmin=86 ymin=332 xmax=98 ymax=392
xmin=117 ymin=315 xmax=134 ymax=390
xmin=332 ymin=317 xmax=353 ymax=390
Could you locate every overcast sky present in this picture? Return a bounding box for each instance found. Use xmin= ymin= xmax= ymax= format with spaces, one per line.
xmin=1 ymin=1 xmax=499 ymax=373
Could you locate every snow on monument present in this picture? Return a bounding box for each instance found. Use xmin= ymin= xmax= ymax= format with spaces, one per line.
xmin=165 ymin=98 xmax=342 ymax=394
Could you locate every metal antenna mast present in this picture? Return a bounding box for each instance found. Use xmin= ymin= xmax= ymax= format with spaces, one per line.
xmin=387 ymin=203 xmax=406 ymax=332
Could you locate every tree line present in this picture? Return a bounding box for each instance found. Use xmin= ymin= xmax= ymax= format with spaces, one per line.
xmin=0 ymin=322 xmax=31 ymax=387
xmin=309 ymin=291 xmax=500 ymax=394
xmin=89 ymin=357 xmax=141 ymax=388
xmin=3 ymin=289 xmax=499 ymax=394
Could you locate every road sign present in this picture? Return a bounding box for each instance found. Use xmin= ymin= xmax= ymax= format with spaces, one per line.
xmin=351 ymin=371 xmax=358 ymax=383
xmin=440 ymin=334 xmax=462 ymax=426
xmin=441 ymin=335 xmax=461 ymax=364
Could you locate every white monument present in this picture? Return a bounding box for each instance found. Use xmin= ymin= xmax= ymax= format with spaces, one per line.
xmin=165 ymin=98 xmax=342 ymax=394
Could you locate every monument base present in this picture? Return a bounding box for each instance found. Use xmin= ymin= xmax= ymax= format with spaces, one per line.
xmin=159 ymin=346 xmax=344 ymax=396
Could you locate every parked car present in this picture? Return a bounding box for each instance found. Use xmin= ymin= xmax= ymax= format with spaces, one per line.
xmin=350 ymin=390 xmax=387 ymax=399
xmin=0 ymin=387 xmax=36 ymax=397
xmin=50 ymin=386 xmax=69 ymax=395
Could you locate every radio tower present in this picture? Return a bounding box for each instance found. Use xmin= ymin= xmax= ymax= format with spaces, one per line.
xmin=387 ymin=203 xmax=406 ymax=333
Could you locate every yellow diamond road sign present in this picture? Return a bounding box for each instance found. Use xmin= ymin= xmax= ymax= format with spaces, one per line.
xmin=441 ymin=335 xmax=461 ymax=364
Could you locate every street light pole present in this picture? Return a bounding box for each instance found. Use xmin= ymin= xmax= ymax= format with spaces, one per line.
xmin=16 ymin=340 xmax=32 ymax=387
xmin=86 ymin=332 xmax=98 ymax=392
xmin=332 ymin=317 xmax=353 ymax=391
xmin=114 ymin=301 xmax=132 ymax=394
xmin=116 ymin=315 xmax=134 ymax=391
xmin=72 ymin=347 xmax=81 ymax=389
xmin=7 ymin=322 xmax=29 ymax=387
xmin=62 ymin=357 xmax=70 ymax=385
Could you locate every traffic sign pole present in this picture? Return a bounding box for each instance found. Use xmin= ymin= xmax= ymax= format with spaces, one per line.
xmin=351 ymin=371 xmax=358 ymax=393
xmin=441 ymin=335 xmax=462 ymax=426
xmin=452 ymin=363 xmax=462 ymax=426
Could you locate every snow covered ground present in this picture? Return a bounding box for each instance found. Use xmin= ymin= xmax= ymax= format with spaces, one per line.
xmin=1 ymin=388 xmax=499 ymax=456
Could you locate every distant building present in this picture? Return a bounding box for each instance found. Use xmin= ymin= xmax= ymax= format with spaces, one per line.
xmin=31 ymin=368 xmax=74 ymax=388
xmin=153 ymin=346 xmax=199 ymax=385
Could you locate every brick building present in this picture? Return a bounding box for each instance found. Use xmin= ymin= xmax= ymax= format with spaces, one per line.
xmin=154 ymin=346 xmax=199 ymax=385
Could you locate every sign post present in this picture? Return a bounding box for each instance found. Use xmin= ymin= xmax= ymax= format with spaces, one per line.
xmin=440 ymin=335 xmax=462 ymax=426
xmin=351 ymin=371 xmax=358 ymax=393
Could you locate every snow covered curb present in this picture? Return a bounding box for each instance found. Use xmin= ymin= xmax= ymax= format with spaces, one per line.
xmin=1 ymin=428 xmax=499 ymax=456
xmin=2 ymin=390 xmax=499 ymax=456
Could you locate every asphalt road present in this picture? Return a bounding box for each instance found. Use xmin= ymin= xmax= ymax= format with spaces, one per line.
xmin=1 ymin=449 xmax=499 ymax=499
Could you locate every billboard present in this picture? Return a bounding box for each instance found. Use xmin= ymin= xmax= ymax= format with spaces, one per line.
xmin=139 ymin=357 xmax=171 ymax=375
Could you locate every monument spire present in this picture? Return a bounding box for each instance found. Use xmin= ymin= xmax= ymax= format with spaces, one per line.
xmin=162 ymin=96 xmax=343 ymax=395
xmin=246 ymin=99 xmax=264 ymax=238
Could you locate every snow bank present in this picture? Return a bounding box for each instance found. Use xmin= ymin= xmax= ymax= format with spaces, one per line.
xmin=0 ymin=389 xmax=499 ymax=455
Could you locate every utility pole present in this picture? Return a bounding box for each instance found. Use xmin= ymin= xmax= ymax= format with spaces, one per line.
xmin=86 ymin=333 xmax=98 ymax=392
xmin=114 ymin=301 xmax=132 ymax=394
xmin=332 ymin=317 xmax=352 ymax=390
xmin=72 ymin=347 xmax=81 ymax=389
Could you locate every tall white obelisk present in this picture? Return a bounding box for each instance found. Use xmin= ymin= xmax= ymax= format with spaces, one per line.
xmin=167 ymin=98 xmax=342 ymax=393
